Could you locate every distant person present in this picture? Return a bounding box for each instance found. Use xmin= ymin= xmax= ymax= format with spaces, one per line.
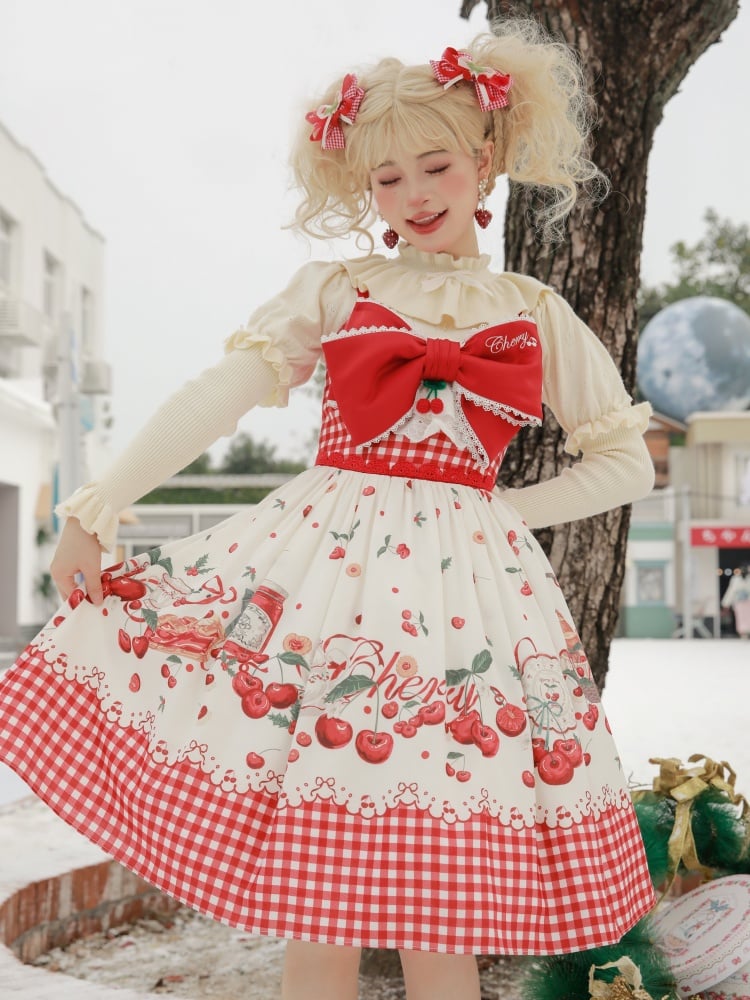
xmin=0 ymin=18 xmax=656 ymax=1000
xmin=722 ymin=565 xmax=750 ymax=639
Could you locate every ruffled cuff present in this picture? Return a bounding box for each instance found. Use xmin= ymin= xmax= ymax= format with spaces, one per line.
xmin=564 ymin=401 xmax=652 ymax=456
xmin=55 ymin=483 xmax=118 ymax=552
xmin=223 ymin=329 xmax=293 ymax=407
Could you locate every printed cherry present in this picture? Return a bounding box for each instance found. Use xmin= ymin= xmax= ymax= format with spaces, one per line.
xmin=241 ymin=690 xmax=272 ymax=719
xmin=537 ymin=749 xmax=575 ymax=785
xmin=68 ymin=588 xmax=85 ymax=609
xmin=381 ymin=701 xmax=399 ymax=719
xmin=531 ymin=737 xmax=548 ymax=765
xmin=553 ymin=738 xmax=583 ymax=767
xmin=265 ymin=682 xmax=299 ymax=709
xmin=581 ymin=705 xmax=599 ymax=731
xmin=355 ymin=730 xmax=394 ymax=764
xmin=132 ymin=635 xmax=150 ymax=659
xmin=471 ymin=720 xmax=500 ymax=757
xmin=418 ymin=702 xmax=445 ymax=725
xmin=315 ymin=714 xmax=353 ymax=748
xmin=245 ymin=752 xmax=265 ymax=769
xmin=448 ymin=710 xmax=481 ymax=745
xmin=496 ymin=703 xmax=527 ymax=736
xmin=231 ymin=672 xmax=262 ymax=697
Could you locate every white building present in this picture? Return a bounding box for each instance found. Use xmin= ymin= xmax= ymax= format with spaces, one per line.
xmin=621 ymin=410 xmax=750 ymax=639
xmin=0 ymin=120 xmax=110 ymax=648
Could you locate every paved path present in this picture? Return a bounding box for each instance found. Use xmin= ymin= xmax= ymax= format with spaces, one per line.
xmin=0 ymin=796 xmax=162 ymax=998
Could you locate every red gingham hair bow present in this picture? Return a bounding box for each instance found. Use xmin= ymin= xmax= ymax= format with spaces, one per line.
xmin=305 ymin=73 xmax=365 ymax=150
xmin=430 ymin=47 xmax=513 ymax=112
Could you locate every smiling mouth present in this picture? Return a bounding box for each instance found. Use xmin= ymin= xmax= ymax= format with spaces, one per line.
xmin=408 ymin=211 xmax=446 ymax=228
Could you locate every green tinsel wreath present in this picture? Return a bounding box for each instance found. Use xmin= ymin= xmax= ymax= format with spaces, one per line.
xmin=519 ymin=917 xmax=678 ymax=1000
xmin=633 ymin=785 xmax=750 ymax=886
xmin=519 ymin=764 xmax=750 ymax=1000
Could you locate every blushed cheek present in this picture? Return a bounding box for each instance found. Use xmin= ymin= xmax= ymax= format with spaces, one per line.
xmin=441 ymin=173 xmax=475 ymax=201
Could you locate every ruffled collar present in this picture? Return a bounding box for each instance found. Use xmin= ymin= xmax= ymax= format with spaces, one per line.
xmin=397 ymin=243 xmax=492 ymax=275
xmin=342 ymin=244 xmax=536 ymax=328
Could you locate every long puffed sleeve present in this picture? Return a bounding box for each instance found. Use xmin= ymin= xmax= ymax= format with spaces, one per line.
xmin=501 ymin=288 xmax=654 ymax=529
xmin=56 ymin=260 xmax=355 ymax=551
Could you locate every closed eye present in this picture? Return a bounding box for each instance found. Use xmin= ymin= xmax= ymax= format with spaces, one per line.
xmin=427 ymin=165 xmax=449 ymax=175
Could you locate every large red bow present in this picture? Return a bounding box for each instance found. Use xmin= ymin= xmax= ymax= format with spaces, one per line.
xmin=306 ymin=73 xmax=365 ymax=150
xmin=322 ymin=321 xmax=542 ymax=469
xmin=430 ymin=47 xmax=513 ymax=112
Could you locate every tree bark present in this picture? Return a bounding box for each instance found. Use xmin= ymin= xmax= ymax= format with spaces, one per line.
xmin=460 ymin=0 xmax=738 ymax=688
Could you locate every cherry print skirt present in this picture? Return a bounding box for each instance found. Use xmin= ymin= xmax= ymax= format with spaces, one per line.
xmin=0 ymin=466 xmax=655 ymax=954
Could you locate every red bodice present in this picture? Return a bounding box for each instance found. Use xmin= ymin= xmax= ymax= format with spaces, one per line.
xmin=315 ymin=295 xmax=543 ymax=489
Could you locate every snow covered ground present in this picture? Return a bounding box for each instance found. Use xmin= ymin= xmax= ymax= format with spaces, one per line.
xmin=1 ymin=638 xmax=748 ymax=806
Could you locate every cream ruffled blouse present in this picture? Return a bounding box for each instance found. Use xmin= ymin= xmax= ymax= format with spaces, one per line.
xmin=58 ymin=245 xmax=653 ymax=551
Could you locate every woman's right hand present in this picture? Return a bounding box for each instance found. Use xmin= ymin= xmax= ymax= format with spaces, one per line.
xmin=50 ymin=517 xmax=105 ymax=605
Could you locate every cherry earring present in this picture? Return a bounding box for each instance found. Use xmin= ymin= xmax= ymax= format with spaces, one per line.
xmin=381 ymin=217 xmax=399 ymax=249
xmin=474 ymin=178 xmax=493 ymax=229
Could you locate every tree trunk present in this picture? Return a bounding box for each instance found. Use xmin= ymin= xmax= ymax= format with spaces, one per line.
xmin=460 ymin=0 xmax=738 ymax=688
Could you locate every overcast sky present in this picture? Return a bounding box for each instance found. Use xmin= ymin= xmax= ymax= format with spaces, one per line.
xmin=2 ymin=0 xmax=749 ymax=468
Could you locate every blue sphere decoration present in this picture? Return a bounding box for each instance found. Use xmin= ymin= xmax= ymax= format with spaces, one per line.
xmin=637 ymin=296 xmax=750 ymax=422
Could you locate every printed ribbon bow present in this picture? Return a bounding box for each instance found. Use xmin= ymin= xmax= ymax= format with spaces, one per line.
xmin=306 ymin=73 xmax=365 ymax=150
xmin=430 ymin=47 xmax=513 ymax=112
xmin=321 ymin=321 xmax=542 ymax=467
xmin=633 ymin=753 xmax=750 ymax=892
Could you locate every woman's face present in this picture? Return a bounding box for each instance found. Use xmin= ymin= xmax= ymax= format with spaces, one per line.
xmin=370 ymin=140 xmax=493 ymax=259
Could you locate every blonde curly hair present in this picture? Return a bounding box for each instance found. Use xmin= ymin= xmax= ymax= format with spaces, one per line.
xmin=289 ymin=18 xmax=605 ymax=247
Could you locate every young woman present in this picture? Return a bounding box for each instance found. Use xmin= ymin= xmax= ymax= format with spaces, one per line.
xmin=0 ymin=19 xmax=656 ymax=1000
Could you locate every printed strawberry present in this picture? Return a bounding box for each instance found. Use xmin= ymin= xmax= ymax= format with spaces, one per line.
xmin=315 ymin=714 xmax=353 ymax=748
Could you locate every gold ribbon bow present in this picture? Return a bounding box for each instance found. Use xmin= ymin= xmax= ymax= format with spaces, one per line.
xmin=588 ymin=957 xmax=666 ymax=1000
xmin=633 ymin=754 xmax=750 ymax=891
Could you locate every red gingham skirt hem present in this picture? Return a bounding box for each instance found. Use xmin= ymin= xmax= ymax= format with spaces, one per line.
xmin=0 ymin=651 xmax=655 ymax=954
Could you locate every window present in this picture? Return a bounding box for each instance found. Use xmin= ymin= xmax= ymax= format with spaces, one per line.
xmin=635 ymin=563 xmax=667 ymax=605
xmin=43 ymin=251 xmax=59 ymax=320
xmin=80 ymin=286 xmax=94 ymax=357
xmin=736 ymin=453 xmax=750 ymax=507
xmin=0 ymin=211 xmax=12 ymax=290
